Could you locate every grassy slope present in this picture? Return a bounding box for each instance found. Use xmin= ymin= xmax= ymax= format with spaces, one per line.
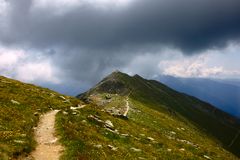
xmin=68 ymin=93 xmax=237 ymax=159
xmin=0 ymin=75 xmax=239 ymax=160
xmin=78 ymin=71 xmax=240 ymax=159
xmin=106 ymin=72 xmax=240 ymax=156
xmin=0 ymin=76 xmax=80 ymax=159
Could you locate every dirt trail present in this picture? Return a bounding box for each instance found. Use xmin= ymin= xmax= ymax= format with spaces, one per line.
xmin=123 ymin=98 xmax=130 ymax=117
xmin=30 ymin=110 xmax=63 ymax=160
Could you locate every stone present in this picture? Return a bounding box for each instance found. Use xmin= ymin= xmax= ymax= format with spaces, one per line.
xmin=106 ymin=128 xmax=119 ymax=134
xmin=170 ymin=131 xmax=176 ymax=135
xmin=81 ymin=120 xmax=87 ymax=123
xmin=59 ymin=96 xmax=66 ymax=100
xmin=147 ymin=137 xmax=155 ymax=141
xmin=121 ymin=133 xmax=129 ymax=137
xmin=50 ymin=93 xmax=55 ymax=97
xmin=108 ymin=145 xmax=118 ymax=151
xmin=63 ymin=111 xmax=68 ymax=115
xmin=105 ymin=120 xmax=114 ymax=128
xmin=88 ymin=115 xmax=104 ymax=123
xmin=93 ymin=144 xmax=103 ymax=149
xmin=179 ymin=148 xmax=185 ymax=151
xmin=11 ymin=100 xmax=20 ymax=105
xmin=70 ymin=106 xmax=77 ymax=110
xmin=203 ymin=155 xmax=211 ymax=160
xmin=167 ymin=149 xmax=172 ymax=152
xmin=130 ymin=147 xmax=141 ymax=152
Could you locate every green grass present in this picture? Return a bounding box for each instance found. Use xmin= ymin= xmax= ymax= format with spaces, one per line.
xmin=1 ymin=74 xmax=239 ymax=159
xmin=82 ymin=71 xmax=240 ymax=157
xmin=57 ymin=93 xmax=238 ymax=159
xmin=0 ymin=76 xmax=80 ymax=159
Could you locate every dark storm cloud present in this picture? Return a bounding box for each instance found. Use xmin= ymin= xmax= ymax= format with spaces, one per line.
xmin=1 ymin=0 xmax=240 ymax=53
xmin=1 ymin=0 xmax=240 ymax=86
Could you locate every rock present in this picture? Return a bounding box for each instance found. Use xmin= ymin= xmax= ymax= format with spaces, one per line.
xmin=11 ymin=100 xmax=20 ymax=105
xmin=140 ymin=134 xmax=145 ymax=137
xmin=70 ymin=106 xmax=77 ymax=110
xmin=50 ymin=93 xmax=55 ymax=97
xmin=108 ymin=145 xmax=118 ymax=151
xmin=59 ymin=96 xmax=66 ymax=100
xmin=63 ymin=100 xmax=70 ymax=103
xmin=167 ymin=149 xmax=172 ymax=152
xmin=63 ymin=111 xmax=68 ymax=115
xmin=72 ymin=112 xmax=77 ymax=115
xmin=70 ymin=105 xmax=86 ymax=110
xmin=179 ymin=148 xmax=185 ymax=151
xmin=130 ymin=147 xmax=142 ymax=152
xmin=88 ymin=115 xmax=104 ymax=123
xmin=138 ymin=157 xmax=146 ymax=160
xmin=181 ymin=128 xmax=185 ymax=131
xmin=81 ymin=120 xmax=87 ymax=123
xmin=34 ymin=112 xmax=39 ymax=116
xmin=203 ymin=155 xmax=211 ymax=160
xmin=105 ymin=120 xmax=114 ymax=128
xmin=106 ymin=128 xmax=119 ymax=134
xmin=170 ymin=131 xmax=176 ymax=135
xmin=93 ymin=144 xmax=103 ymax=149
xmin=147 ymin=137 xmax=155 ymax=141
xmin=120 ymin=133 xmax=129 ymax=137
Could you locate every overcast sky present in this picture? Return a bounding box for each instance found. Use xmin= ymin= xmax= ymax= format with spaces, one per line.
xmin=0 ymin=0 xmax=240 ymax=94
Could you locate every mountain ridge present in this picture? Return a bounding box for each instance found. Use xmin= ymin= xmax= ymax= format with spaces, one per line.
xmin=79 ymin=71 xmax=240 ymax=157
xmin=157 ymin=75 xmax=240 ymax=118
xmin=1 ymin=73 xmax=240 ymax=159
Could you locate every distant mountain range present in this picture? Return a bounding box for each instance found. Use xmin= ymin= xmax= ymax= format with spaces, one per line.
xmin=157 ymin=75 xmax=240 ymax=118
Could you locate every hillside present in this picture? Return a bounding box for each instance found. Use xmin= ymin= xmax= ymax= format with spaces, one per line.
xmin=0 ymin=76 xmax=81 ymax=159
xmin=79 ymin=71 xmax=240 ymax=158
xmin=157 ymin=75 xmax=240 ymax=118
xmin=0 ymin=74 xmax=239 ymax=159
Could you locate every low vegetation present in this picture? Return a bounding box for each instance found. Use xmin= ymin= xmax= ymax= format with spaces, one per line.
xmin=0 ymin=76 xmax=79 ymax=159
xmin=57 ymin=93 xmax=237 ymax=159
xmin=0 ymin=72 xmax=239 ymax=159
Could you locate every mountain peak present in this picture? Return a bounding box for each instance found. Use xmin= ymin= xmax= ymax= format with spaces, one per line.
xmin=79 ymin=71 xmax=240 ymax=157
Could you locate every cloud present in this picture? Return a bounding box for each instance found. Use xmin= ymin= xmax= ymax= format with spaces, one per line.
xmin=1 ymin=0 xmax=240 ymax=52
xmin=0 ymin=0 xmax=240 ymax=91
xmin=158 ymin=51 xmax=240 ymax=79
xmin=0 ymin=48 xmax=25 ymax=75
xmin=15 ymin=61 xmax=60 ymax=83
xmin=0 ymin=47 xmax=59 ymax=84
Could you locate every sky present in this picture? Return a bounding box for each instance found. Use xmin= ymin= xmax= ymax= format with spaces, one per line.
xmin=0 ymin=0 xmax=240 ymax=94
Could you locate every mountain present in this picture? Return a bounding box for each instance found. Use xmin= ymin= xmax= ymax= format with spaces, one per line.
xmin=1 ymin=73 xmax=240 ymax=159
xmin=79 ymin=71 xmax=240 ymax=158
xmin=157 ymin=75 xmax=240 ymax=118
